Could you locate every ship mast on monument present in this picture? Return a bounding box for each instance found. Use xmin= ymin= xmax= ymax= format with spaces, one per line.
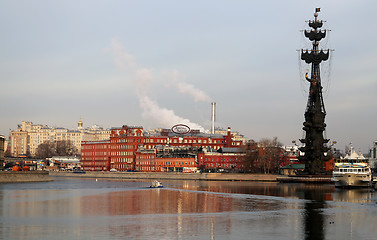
xmin=298 ymin=8 xmax=332 ymax=175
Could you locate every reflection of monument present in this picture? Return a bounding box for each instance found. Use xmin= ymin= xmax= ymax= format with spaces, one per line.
xmin=304 ymin=190 xmax=325 ymax=240
xmin=299 ymin=8 xmax=331 ymax=175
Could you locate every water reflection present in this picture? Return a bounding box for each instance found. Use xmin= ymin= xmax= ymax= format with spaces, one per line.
xmin=303 ymin=189 xmax=326 ymax=240
xmin=166 ymin=180 xmax=377 ymax=240
xmin=0 ymin=179 xmax=376 ymax=240
xmin=78 ymin=187 xmax=287 ymax=216
xmin=333 ymin=188 xmax=373 ymax=203
xmin=167 ymin=180 xmax=336 ymax=200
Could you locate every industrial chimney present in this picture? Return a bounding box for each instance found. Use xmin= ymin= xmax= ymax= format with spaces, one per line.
xmin=211 ymin=102 xmax=216 ymax=134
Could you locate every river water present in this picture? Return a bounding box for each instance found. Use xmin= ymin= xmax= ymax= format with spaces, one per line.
xmin=0 ymin=177 xmax=376 ymax=240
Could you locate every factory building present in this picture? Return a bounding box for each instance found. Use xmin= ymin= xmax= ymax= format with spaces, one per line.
xmin=81 ymin=125 xmax=244 ymax=172
xmin=135 ymin=146 xmax=200 ymax=172
xmin=197 ymin=147 xmax=245 ymax=172
xmin=80 ymin=140 xmax=110 ymax=171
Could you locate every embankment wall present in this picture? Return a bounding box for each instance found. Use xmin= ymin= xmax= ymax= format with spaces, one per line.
xmin=0 ymin=171 xmax=52 ymax=183
xmin=49 ymin=171 xmax=279 ymax=182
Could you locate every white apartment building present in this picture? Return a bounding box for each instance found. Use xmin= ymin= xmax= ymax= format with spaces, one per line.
xmin=10 ymin=131 xmax=28 ymax=157
xmin=10 ymin=121 xmax=110 ymax=157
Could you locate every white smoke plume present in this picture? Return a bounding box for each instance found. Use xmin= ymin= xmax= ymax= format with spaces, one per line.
xmin=138 ymin=95 xmax=206 ymax=132
xmin=108 ymin=37 xmax=138 ymax=70
xmin=164 ymin=70 xmax=211 ymax=103
xmin=107 ymin=37 xmax=208 ymax=132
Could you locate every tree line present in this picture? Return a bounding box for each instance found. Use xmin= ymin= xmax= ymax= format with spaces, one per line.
xmin=242 ymin=137 xmax=283 ymax=174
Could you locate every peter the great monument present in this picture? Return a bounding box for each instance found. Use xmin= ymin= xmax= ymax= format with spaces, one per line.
xmin=298 ymin=8 xmax=331 ymax=175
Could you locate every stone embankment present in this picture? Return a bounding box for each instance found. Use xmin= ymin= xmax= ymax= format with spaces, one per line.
xmin=277 ymin=176 xmax=332 ymax=183
xmin=0 ymin=171 xmax=52 ymax=183
xmin=49 ymin=171 xmax=280 ymax=182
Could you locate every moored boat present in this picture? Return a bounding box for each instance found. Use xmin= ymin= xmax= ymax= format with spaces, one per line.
xmin=332 ymin=146 xmax=372 ymax=188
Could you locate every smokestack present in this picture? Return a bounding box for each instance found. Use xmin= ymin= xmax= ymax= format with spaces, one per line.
xmin=211 ymin=102 xmax=216 ymax=134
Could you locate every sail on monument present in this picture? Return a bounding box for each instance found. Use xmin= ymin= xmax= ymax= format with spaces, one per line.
xmin=298 ymin=8 xmax=331 ymax=175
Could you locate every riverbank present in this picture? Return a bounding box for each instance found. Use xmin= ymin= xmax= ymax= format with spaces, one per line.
xmin=49 ymin=171 xmax=280 ymax=182
xmin=0 ymin=171 xmax=336 ymax=184
xmin=0 ymin=171 xmax=52 ymax=183
xmin=277 ymin=175 xmax=332 ymax=183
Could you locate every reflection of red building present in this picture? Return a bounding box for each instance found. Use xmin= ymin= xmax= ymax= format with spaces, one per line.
xmin=81 ymin=125 xmax=242 ymax=172
xmin=83 ymin=184 xmax=236 ymax=219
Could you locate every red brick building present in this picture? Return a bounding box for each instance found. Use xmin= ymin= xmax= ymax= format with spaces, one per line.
xmin=135 ymin=148 xmax=156 ymax=172
xmin=81 ymin=140 xmax=110 ymax=171
xmin=155 ymin=157 xmax=196 ymax=172
xmin=135 ymin=146 xmax=198 ymax=172
xmin=144 ymin=127 xmax=239 ymax=150
xmin=198 ymin=148 xmax=245 ymax=172
xmin=81 ymin=125 xmax=242 ymax=172
xmin=109 ymin=126 xmax=144 ymax=171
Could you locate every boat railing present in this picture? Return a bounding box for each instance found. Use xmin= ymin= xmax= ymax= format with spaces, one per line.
xmin=333 ymin=168 xmax=371 ymax=174
xmin=335 ymin=159 xmax=369 ymax=164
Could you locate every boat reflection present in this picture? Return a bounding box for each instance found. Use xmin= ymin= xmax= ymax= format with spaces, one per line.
xmin=332 ymin=188 xmax=373 ymax=203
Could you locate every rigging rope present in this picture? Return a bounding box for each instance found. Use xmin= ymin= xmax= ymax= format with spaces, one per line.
xmin=297 ymin=21 xmax=333 ymax=99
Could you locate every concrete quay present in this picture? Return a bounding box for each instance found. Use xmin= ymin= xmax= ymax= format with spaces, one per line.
xmin=0 ymin=171 xmax=52 ymax=183
xmin=49 ymin=171 xmax=280 ymax=182
xmin=277 ymin=175 xmax=333 ymax=183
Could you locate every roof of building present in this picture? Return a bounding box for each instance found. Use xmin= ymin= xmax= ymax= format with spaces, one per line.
xmin=136 ymin=148 xmax=156 ymax=154
xmin=344 ymin=147 xmax=366 ymax=160
xmin=111 ymin=125 xmax=143 ymax=130
xmin=146 ymin=132 xmax=225 ymax=138
xmin=280 ymin=164 xmax=305 ymax=169
xmin=68 ymin=130 xmax=81 ymax=133
xmin=218 ymin=148 xmax=244 ymax=153
xmin=82 ymin=140 xmax=110 ymax=144
xmin=49 ymin=156 xmax=80 ymax=163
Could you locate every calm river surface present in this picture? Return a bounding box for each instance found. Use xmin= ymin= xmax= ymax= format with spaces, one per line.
xmin=1 ymin=177 xmax=377 ymax=240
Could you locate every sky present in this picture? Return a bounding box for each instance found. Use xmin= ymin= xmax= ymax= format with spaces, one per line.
xmin=1 ymin=0 xmax=377 ymax=153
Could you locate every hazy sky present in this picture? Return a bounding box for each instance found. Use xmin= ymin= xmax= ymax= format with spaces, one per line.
xmin=1 ymin=1 xmax=376 ymax=153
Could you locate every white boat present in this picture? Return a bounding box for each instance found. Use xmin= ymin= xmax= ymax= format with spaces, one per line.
xmin=150 ymin=180 xmax=163 ymax=188
xmin=332 ymin=146 xmax=372 ymax=188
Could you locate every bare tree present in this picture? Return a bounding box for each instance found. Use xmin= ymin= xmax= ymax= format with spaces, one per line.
xmin=258 ymin=137 xmax=283 ymax=174
xmin=4 ymin=148 xmax=11 ymax=157
xmin=55 ymin=140 xmax=78 ymax=156
xmin=241 ymin=140 xmax=259 ymax=173
xmin=35 ymin=140 xmax=78 ymax=159
xmin=35 ymin=142 xmax=56 ymax=159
